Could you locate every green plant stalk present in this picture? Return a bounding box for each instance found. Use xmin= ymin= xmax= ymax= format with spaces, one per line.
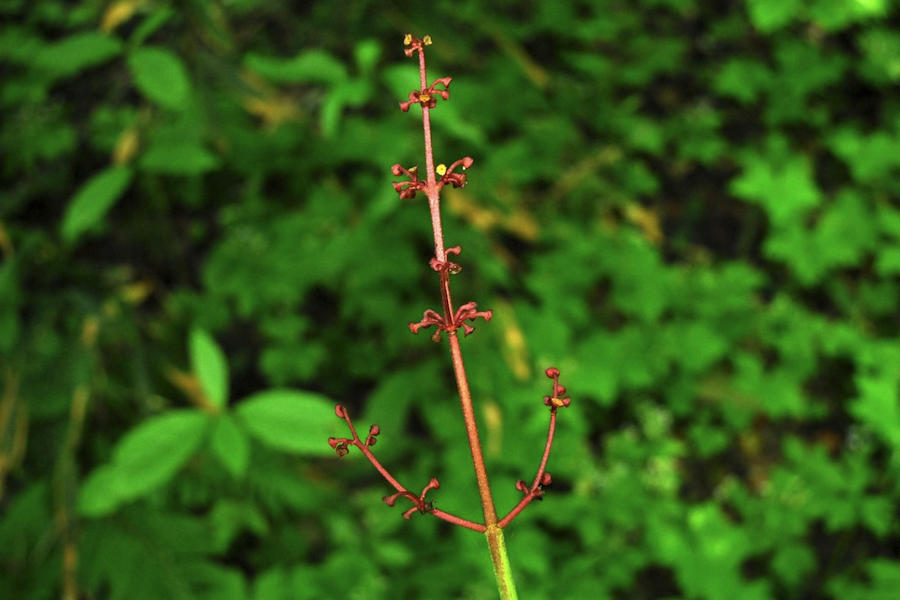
xmin=486 ymin=524 xmax=518 ymax=600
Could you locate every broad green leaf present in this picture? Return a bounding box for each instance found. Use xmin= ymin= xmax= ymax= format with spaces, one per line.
xmin=0 ymin=26 xmax=45 ymax=65
xmin=112 ymin=410 xmax=209 ymax=491
xmin=851 ymin=373 xmax=900 ymax=449
xmin=714 ymin=59 xmax=771 ymax=103
xmin=353 ymin=39 xmax=381 ymax=75
xmin=128 ymin=46 xmax=192 ymax=109
xmin=772 ymin=543 xmax=816 ymax=588
xmin=244 ymin=49 xmax=347 ymax=84
xmin=252 ymin=567 xmax=289 ymax=600
xmin=33 ymin=31 xmax=122 ymax=79
xmin=78 ymin=410 xmax=210 ymax=516
xmin=140 ymin=142 xmax=219 ymax=174
xmin=235 ymin=389 xmax=343 ymax=455
xmin=77 ymin=465 xmax=122 ymax=517
xmin=61 ymin=166 xmax=134 ymax=244
xmin=663 ymin=320 xmax=728 ymax=373
xmin=875 ymin=247 xmax=900 ymax=276
xmin=190 ymin=328 xmax=229 ymax=409
xmin=808 ymin=0 xmax=889 ymax=31
xmin=859 ymin=28 xmax=900 ymax=82
xmin=745 ymin=0 xmax=800 ymax=33
xmin=210 ymin=415 xmax=249 ymax=478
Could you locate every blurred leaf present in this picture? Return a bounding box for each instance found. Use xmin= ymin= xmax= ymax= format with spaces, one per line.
xmin=859 ymin=28 xmax=900 ymax=82
xmin=60 ymin=166 xmax=133 ymax=244
xmin=731 ymin=137 xmax=821 ymax=226
xmin=827 ymin=558 xmax=900 ymax=600
xmin=745 ymin=0 xmax=800 ymax=33
xmin=851 ymin=371 xmax=900 ymax=450
xmin=210 ymin=414 xmax=250 ymax=478
xmin=245 ymin=49 xmax=347 ymax=84
xmin=140 ymin=142 xmax=220 ymax=174
xmin=190 ymin=327 xmax=229 ymax=409
xmin=79 ymin=511 xmax=225 ymax=600
xmin=771 ymin=543 xmax=816 ymax=588
xmin=765 ymin=190 xmax=876 ymax=285
xmin=78 ymin=410 xmax=210 ymax=516
xmin=128 ymin=46 xmax=192 ymax=109
xmin=714 ymin=58 xmax=771 ymax=103
xmin=353 ymin=39 xmax=381 ymax=75
xmin=235 ymin=389 xmax=343 ymax=455
xmin=251 ymin=567 xmax=288 ymax=600
xmin=129 ymin=7 xmax=176 ymax=47
xmin=828 ymin=126 xmax=900 ymax=184
xmin=33 ymin=30 xmax=122 ymax=79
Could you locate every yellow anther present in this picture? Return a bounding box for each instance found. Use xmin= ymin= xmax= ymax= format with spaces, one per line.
xmin=404 ymin=33 xmax=412 ymax=45
xmin=436 ymin=164 xmax=447 ymax=176
xmin=423 ymin=35 xmax=433 ymax=45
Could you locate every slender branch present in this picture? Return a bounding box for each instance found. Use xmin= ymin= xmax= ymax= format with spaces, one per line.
xmin=328 ymin=405 xmax=482 ymax=530
xmin=500 ymin=367 xmax=571 ymax=528
xmin=499 ymin=409 xmax=558 ymax=528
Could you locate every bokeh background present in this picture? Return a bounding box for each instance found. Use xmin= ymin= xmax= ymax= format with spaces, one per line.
xmin=3 ymin=0 xmax=900 ymax=598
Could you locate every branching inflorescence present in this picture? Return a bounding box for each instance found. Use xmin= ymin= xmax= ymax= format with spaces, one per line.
xmin=328 ymin=34 xmax=570 ymax=599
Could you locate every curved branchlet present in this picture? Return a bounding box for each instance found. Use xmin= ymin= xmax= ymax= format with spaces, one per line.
xmin=499 ymin=367 xmax=571 ymax=528
xmin=328 ymin=405 xmax=484 ymax=531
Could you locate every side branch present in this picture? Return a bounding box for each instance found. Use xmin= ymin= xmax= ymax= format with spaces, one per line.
xmin=498 ymin=368 xmax=571 ymax=529
xmin=328 ymin=405 xmax=484 ymax=531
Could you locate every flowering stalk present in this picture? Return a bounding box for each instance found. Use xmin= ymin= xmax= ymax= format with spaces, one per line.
xmin=328 ymin=34 xmax=570 ymax=600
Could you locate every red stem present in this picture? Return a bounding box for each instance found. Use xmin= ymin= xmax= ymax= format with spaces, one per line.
xmin=418 ymin=50 xmax=446 ymax=262
xmin=448 ymin=329 xmax=499 ymax=527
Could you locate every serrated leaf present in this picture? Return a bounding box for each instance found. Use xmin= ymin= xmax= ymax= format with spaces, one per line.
xmin=210 ymin=415 xmax=249 ymax=478
xmin=128 ymin=46 xmax=192 ymax=109
xmin=730 ymin=138 xmax=821 ymax=226
xmin=190 ymin=328 xmax=229 ymax=409
xmin=235 ymin=389 xmax=343 ymax=455
xmin=61 ymin=166 xmax=134 ymax=244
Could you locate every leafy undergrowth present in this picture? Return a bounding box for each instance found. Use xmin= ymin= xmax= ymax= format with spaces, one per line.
xmin=2 ymin=0 xmax=900 ymax=598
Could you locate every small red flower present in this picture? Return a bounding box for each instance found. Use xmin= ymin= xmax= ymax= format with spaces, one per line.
xmin=399 ymin=77 xmax=452 ymax=112
xmin=410 ymin=300 xmax=492 ymax=341
xmin=391 ymin=163 xmax=426 ymax=200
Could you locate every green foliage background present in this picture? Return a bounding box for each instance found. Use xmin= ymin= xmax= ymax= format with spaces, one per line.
xmin=2 ymin=0 xmax=900 ymax=598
